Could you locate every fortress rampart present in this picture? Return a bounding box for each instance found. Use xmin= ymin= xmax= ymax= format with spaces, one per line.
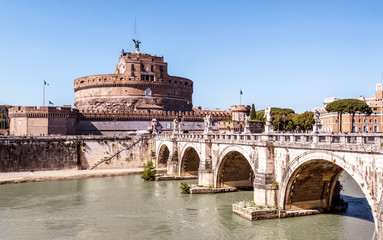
xmin=9 ymin=106 xmax=78 ymax=136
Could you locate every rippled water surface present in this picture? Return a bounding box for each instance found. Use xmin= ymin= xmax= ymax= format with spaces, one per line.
xmin=0 ymin=172 xmax=375 ymax=240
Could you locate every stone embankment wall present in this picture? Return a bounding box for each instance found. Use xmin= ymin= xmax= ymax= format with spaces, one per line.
xmin=80 ymin=136 xmax=154 ymax=169
xmin=0 ymin=138 xmax=80 ymax=172
xmin=0 ymin=136 xmax=154 ymax=172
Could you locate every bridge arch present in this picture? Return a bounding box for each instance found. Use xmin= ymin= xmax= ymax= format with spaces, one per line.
xmin=214 ymin=146 xmax=255 ymax=189
xmin=179 ymin=144 xmax=201 ymax=176
xmin=156 ymin=142 xmax=172 ymax=168
xmin=280 ymin=150 xmax=375 ymax=218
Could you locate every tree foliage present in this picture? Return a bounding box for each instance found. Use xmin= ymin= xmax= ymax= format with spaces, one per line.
xmin=325 ymin=98 xmax=372 ymax=132
xmin=141 ymin=160 xmax=157 ymax=181
xmin=257 ymin=107 xmax=315 ymax=131
xmin=250 ymin=104 xmax=256 ymax=120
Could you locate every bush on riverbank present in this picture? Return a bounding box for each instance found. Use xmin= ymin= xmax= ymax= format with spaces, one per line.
xmin=180 ymin=182 xmax=190 ymax=193
xmin=141 ymin=160 xmax=156 ymax=181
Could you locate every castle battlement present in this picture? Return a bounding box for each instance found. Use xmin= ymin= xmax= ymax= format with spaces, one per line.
xmin=9 ymin=106 xmax=78 ymax=118
xmin=78 ymin=109 xmax=231 ymax=121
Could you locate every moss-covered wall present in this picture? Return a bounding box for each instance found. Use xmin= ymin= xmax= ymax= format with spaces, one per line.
xmin=0 ymin=138 xmax=79 ymax=172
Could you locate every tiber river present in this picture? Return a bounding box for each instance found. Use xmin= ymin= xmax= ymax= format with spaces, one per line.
xmin=0 ymin=171 xmax=375 ymax=240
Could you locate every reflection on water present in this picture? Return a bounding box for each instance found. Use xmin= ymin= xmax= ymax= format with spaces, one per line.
xmin=0 ymin=171 xmax=375 ymax=240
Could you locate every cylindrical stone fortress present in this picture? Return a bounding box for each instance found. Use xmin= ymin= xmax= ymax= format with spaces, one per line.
xmin=74 ymin=52 xmax=193 ymax=112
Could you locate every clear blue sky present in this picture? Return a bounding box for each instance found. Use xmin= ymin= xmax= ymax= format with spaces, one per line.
xmin=1 ymin=0 xmax=382 ymax=113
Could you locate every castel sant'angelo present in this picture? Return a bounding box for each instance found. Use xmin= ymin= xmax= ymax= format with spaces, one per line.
xmin=9 ymin=40 xmax=261 ymax=136
xmin=74 ymin=40 xmax=193 ymax=112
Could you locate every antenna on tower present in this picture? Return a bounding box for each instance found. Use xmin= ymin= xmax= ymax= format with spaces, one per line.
xmin=132 ymin=17 xmax=141 ymax=54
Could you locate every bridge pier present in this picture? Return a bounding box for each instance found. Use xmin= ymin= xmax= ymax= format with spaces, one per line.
xmin=167 ymin=159 xmax=178 ymax=175
xmin=198 ymin=169 xmax=214 ymax=187
xmin=253 ymin=173 xmax=279 ymax=206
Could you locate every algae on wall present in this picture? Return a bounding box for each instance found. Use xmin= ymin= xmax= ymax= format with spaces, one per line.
xmin=0 ymin=138 xmax=79 ymax=172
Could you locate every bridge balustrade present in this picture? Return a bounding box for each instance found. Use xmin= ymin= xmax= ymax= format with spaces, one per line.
xmin=364 ymin=136 xmax=375 ymax=144
xmin=319 ymin=136 xmax=326 ymax=143
xmin=285 ymin=136 xmax=290 ymax=142
xmin=332 ymin=136 xmax=340 ymax=143
xmin=347 ymin=136 xmax=357 ymax=144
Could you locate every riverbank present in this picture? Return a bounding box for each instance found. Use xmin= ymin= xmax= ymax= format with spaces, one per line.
xmin=0 ymin=168 xmax=167 ymax=184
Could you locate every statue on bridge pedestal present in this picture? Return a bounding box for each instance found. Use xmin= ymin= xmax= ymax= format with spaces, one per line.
xmin=313 ymin=110 xmax=322 ymax=133
xmin=243 ymin=115 xmax=251 ymax=134
xmin=173 ymin=118 xmax=179 ymax=134
xmin=204 ymin=115 xmax=212 ymax=134
xmin=263 ymin=106 xmax=274 ymax=133
xmin=151 ymin=118 xmax=158 ymax=134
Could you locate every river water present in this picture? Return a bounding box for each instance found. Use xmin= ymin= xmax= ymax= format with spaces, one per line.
xmin=0 ymin=171 xmax=375 ymax=240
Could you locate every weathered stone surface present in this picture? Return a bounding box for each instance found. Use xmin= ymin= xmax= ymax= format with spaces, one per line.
xmin=0 ymin=136 xmax=154 ymax=172
xmin=232 ymin=202 xmax=322 ymax=220
xmin=154 ymin=132 xmax=383 ymax=238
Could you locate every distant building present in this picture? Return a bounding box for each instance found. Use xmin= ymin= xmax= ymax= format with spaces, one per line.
xmin=218 ymin=105 xmax=262 ymax=134
xmin=9 ymin=106 xmax=78 ymax=136
xmin=319 ymin=83 xmax=383 ymax=133
xmin=9 ymin=43 xmax=256 ymax=136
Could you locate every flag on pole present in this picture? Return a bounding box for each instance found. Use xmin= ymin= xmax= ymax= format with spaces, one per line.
xmin=240 ymin=89 xmax=243 ymax=95
xmin=44 ymin=80 xmax=49 ymax=86
xmin=49 ymin=101 xmax=54 ymax=105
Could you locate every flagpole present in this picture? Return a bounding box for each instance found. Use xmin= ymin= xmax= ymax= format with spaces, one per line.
xmin=240 ymin=89 xmax=242 ymax=105
xmin=43 ymin=80 xmax=45 ymax=106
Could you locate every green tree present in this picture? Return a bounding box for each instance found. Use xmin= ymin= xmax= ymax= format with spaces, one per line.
xmin=296 ymin=111 xmax=315 ymax=131
xmin=343 ymin=99 xmax=372 ymax=132
xmin=325 ymin=98 xmax=372 ymax=133
xmin=250 ymin=104 xmax=256 ymax=120
xmin=141 ymin=160 xmax=157 ymax=181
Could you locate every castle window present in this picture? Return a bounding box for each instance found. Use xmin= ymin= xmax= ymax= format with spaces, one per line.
xmin=375 ymin=119 xmax=378 ymax=123
xmin=160 ymin=66 xmax=163 ymax=72
xmin=141 ymin=64 xmax=144 ymax=71
xmin=169 ymin=80 xmax=172 ymax=83
xmin=131 ymin=71 xmax=135 ymax=76
xmin=131 ymin=64 xmax=134 ymax=70
xmin=185 ymin=82 xmax=188 ymax=86
xmin=141 ymin=74 xmax=154 ymax=82
xmin=151 ymin=65 xmax=153 ymax=72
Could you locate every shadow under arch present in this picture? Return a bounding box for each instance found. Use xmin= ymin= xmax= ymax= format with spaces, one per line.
xmin=215 ymin=150 xmax=254 ymax=190
xmin=180 ymin=147 xmax=200 ymax=176
xmin=157 ymin=144 xmax=170 ymax=168
xmin=280 ymin=151 xmax=376 ymax=221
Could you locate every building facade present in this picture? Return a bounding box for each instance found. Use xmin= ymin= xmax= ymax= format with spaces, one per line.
xmin=320 ymin=83 xmax=383 ymax=133
xmin=9 ymin=106 xmax=78 ymax=136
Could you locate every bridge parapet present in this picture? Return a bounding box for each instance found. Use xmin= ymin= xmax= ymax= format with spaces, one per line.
xmin=154 ymin=133 xmax=383 ymax=152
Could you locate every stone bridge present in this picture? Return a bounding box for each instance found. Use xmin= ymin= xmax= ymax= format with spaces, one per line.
xmin=154 ymin=132 xmax=383 ymax=238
